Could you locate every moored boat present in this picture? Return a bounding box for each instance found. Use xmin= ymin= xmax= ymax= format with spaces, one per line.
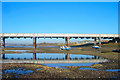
xmin=92 ymin=46 xmax=100 ymax=49
xmin=60 ymin=46 xmax=71 ymax=50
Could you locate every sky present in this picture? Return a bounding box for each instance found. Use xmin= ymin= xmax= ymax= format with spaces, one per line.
xmin=2 ymin=2 xmax=118 ymax=44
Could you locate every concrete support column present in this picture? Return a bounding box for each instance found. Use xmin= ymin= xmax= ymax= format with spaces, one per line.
xmin=94 ymin=37 xmax=97 ymax=46
xmin=94 ymin=56 xmax=97 ymax=59
xmin=2 ymin=54 xmax=5 ymax=59
xmin=113 ymin=38 xmax=119 ymax=43
xmin=33 ymin=53 xmax=36 ymax=60
xmin=99 ymin=57 xmax=102 ymax=59
xmin=0 ymin=37 xmax=1 ymax=48
xmin=65 ymin=53 xmax=70 ymax=60
xmin=65 ymin=37 xmax=70 ymax=47
xmin=98 ymin=37 xmax=101 ymax=46
xmin=2 ymin=37 xmax=5 ymax=51
xmin=33 ymin=37 xmax=36 ymax=49
xmin=98 ymin=56 xmax=100 ymax=59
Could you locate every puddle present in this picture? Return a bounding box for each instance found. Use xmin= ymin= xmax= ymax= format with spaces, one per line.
xmin=105 ymin=69 xmax=120 ymax=72
xmin=79 ymin=67 xmax=98 ymax=70
xmin=41 ymin=63 xmax=99 ymax=69
xmin=36 ymin=68 xmax=41 ymax=71
xmin=78 ymin=67 xmax=120 ymax=72
xmin=3 ymin=68 xmax=33 ymax=77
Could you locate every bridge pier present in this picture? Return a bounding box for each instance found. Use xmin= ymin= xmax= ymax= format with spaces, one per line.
xmin=112 ymin=38 xmax=120 ymax=43
xmin=94 ymin=37 xmax=97 ymax=46
xmin=2 ymin=54 xmax=5 ymax=59
xmin=94 ymin=56 xmax=97 ymax=59
xmin=33 ymin=37 xmax=36 ymax=49
xmin=65 ymin=37 xmax=70 ymax=47
xmin=33 ymin=53 xmax=36 ymax=60
xmin=97 ymin=56 xmax=102 ymax=59
xmin=65 ymin=53 xmax=70 ymax=60
xmin=2 ymin=37 xmax=5 ymax=51
xmin=98 ymin=37 xmax=101 ymax=47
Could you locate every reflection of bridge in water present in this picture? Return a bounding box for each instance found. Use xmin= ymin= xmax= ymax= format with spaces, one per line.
xmin=2 ymin=52 xmax=108 ymax=63
xmin=1 ymin=52 xmax=108 ymax=64
xmin=2 ymin=53 xmax=104 ymax=60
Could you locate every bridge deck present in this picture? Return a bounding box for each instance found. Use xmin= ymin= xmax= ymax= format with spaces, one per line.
xmin=0 ymin=33 xmax=119 ymax=38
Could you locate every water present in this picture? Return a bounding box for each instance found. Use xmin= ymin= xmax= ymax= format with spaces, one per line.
xmin=5 ymin=50 xmax=30 ymax=52
xmin=79 ymin=67 xmax=98 ymax=70
xmin=78 ymin=67 xmax=120 ymax=72
xmin=3 ymin=68 xmax=33 ymax=78
xmin=37 ymin=46 xmax=59 ymax=48
xmin=41 ymin=63 xmax=99 ymax=69
xmin=5 ymin=46 xmax=59 ymax=48
xmin=37 ymin=53 xmax=66 ymax=59
xmin=1 ymin=53 xmax=101 ymax=60
xmin=1 ymin=53 xmax=33 ymax=59
xmin=70 ymin=54 xmax=94 ymax=59
xmin=105 ymin=69 xmax=120 ymax=72
xmin=36 ymin=68 xmax=41 ymax=71
xmin=5 ymin=46 xmax=33 ymax=48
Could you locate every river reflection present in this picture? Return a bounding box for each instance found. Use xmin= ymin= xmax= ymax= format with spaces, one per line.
xmin=1 ymin=53 xmax=103 ymax=60
xmin=5 ymin=46 xmax=59 ymax=48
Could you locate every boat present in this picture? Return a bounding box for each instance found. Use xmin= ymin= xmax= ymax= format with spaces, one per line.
xmin=112 ymin=48 xmax=120 ymax=52
xmin=92 ymin=46 xmax=100 ymax=49
xmin=60 ymin=46 xmax=71 ymax=50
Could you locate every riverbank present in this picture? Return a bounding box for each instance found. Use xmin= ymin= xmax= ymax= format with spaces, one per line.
xmin=1 ymin=42 xmax=120 ymax=79
xmin=2 ymin=63 xmax=119 ymax=79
